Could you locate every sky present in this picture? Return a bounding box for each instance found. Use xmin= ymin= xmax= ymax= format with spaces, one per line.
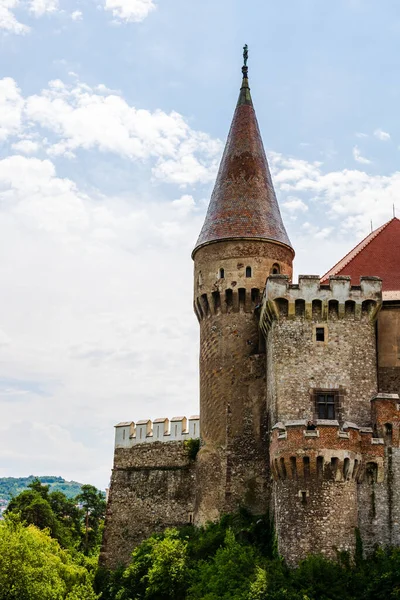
xmin=1 ymin=0 xmax=400 ymax=489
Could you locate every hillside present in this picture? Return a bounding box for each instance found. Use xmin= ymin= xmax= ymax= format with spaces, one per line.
xmin=0 ymin=476 xmax=83 ymax=503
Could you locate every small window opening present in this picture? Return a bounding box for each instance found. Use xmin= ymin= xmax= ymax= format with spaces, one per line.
xmin=280 ymin=457 xmax=287 ymax=478
xmin=140 ymin=428 xmax=143 ymax=439
xmin=316 ymin=327 xmax=325 ymax=342
xmin=219 ymin=268 xmax=225 ymax=279
xmin=301 ymin=491 xmax=307 ymax=504
xmin=246 ymin=266 xmax=252 ymax=278
xmin=122 ymin=429 xmax=126 ymax=440
xmin=188 ymin=513 xmax=193 ymax=524
xmin=193 ymin=423 xmax=196 ymax=436
xmin=174 ymin=424 xmax=178 ymax=436
xmin=271 ymin=263 xmax=280 ymax=275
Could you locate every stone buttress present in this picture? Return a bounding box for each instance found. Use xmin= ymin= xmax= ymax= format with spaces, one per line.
xmin=192 ymin=58 xmax=294 ymax=523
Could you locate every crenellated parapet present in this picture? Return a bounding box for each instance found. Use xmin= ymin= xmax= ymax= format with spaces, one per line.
xmin=260 ymin=274 xmax=382 ymax=334
xmin=114 ymin=415 xmax=200 ymax=449
xmin=194 ymin=286 xmax=262 ymax=321
xmin=270 ymin=420 xmax=385 ymax=483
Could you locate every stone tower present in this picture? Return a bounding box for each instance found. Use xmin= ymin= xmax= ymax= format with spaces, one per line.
xmin=260 ymin=274 xmax=383 ymax=563
xmin=192 ymin=54 xmax=294 ymax=523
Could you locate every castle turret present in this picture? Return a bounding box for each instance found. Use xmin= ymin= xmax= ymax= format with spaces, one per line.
xmin=261 ymin=274 xmax=383 ymax=563
xmin=192 ymin=48 xmax=294 ymax=523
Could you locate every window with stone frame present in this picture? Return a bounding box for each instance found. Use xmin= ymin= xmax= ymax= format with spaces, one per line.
xmin=314 ymin=390 xmax=338 ymax=420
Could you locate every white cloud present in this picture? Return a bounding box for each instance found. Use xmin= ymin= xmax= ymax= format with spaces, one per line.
xmin=282 ymin=197 xmax=308 ymax=212
xmin=0 ymin=77 xmax=24 ymax=140
xmin=22 ymin=77 xmax=222 ymax=185
xmin=0 ymin=0 xmax=29 ymax=33
xmin=272 ymin=152 xmax=400 ymax=241
xmin=29 ymin=0 xmax=58 ymax=16
xmin=352 ymin=145 xmax=371 ymax=164
xmin=0 ymin=154 xmax=204 ymax=486
xmin=71 ymin=9 xmax=82 ymax=20
xmin=374 ymin=128 xmax=391 ymax=142
xmin=104 ymin=0 xmax=156 ymax=23
xmin=11 ymin=139 xmax=39 ymax=154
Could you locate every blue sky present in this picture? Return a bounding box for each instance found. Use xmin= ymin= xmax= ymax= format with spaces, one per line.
xmin=1 ymin=0 xmax=400 ymax=488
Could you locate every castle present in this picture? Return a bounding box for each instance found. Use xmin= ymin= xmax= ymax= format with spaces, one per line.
xmin=100 ymin=54 xmax=400 ymax=568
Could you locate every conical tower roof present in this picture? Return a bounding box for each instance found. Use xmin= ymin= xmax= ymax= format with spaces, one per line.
xmin=193 ymin=51 xmax=293 ymax=257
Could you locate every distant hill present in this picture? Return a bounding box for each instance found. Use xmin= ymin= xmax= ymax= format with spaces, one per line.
xmin=0 ymin=476 xmax=84 ymax=503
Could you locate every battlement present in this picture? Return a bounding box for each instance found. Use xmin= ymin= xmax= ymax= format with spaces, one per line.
xmin=194 ymin=286 xmax=262 ymax=321
xmin=114 ymin=415 xmax=200 ymax=448
xmin=270 ymin=420 xmax=385 ymax=483
xmin=260 ymin=275 xmax=382 ymax=331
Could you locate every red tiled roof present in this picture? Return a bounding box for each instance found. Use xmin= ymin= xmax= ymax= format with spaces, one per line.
xmin=192 ymin=68 xmax=293 ymax=257
xmin=321 ymin=217 xmax=400 ymax=292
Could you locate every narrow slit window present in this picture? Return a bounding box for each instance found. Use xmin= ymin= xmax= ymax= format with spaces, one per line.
xmin=246 ymin=266 xmax=252 ymax=278
xmin=301 ymin=491 xmax=307 ymax=504
xmin=219 ymin=268 xmax=225 ymax=279
xmin=316 ymin=327 xmax=325 ymax=342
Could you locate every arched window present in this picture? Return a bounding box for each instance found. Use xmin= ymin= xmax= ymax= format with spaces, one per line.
xmin=271 ymin=263 xmax=280 ymax=275
xmin=245 ymin=266 xmax=252 ymax=278
xmin=219 ymin=268 xmax=225 ymax=279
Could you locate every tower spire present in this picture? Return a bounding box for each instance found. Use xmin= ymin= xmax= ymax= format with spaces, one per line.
xmin=193 ymin=46 xmax=293 ymax=257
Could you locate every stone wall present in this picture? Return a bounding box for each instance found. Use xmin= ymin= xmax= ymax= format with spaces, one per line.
xmin=262 ymin=275 xmax=381 ymax=427
xmin=100 ymin=441 xmax=196 ymax=569
xmin=269 ymin=422 xmax=384 ymax=563
xmin=192 ymin=240 xmax=293 ymax=524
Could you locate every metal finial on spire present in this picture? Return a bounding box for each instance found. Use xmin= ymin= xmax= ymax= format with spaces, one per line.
xmin=243 ymin=44 xmax=248 ymax=67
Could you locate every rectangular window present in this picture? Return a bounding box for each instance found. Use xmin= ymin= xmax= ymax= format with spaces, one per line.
xmin=316 ymin=327 xmax=325 ymax=342
xmin=315 ymin=391 xmax=337 ymax=419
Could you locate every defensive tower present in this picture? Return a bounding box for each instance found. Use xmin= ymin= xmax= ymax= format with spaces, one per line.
xmin=260 ymin=274 xmax=384 ymax=562
xmin=192 ymin=48 xmax=294 ymax=523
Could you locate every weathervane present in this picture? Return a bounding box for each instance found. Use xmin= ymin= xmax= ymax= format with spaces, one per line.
xmin=243 ymin=44 xmax=248 ymax=66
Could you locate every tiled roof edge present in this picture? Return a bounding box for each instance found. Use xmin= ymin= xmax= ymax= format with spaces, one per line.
xmin=320 ymin=219 xmax=392 ymax=282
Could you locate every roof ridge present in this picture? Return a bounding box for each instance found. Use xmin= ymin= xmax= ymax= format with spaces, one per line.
xmin=321 ymin=219 xmax=393 ymax=282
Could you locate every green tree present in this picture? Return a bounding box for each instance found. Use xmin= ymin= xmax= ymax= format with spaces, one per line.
xmin=0 ymin=517 xmax=98 ymax=600
xmin=76 ymin=484 xmax=106 ymax=554
xmin=188 ymin=528 xmax=257 ymax=600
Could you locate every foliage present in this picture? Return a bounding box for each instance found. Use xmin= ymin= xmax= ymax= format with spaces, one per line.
xmin=0 ymin=476 xmax=84 ymax=503
xmin=0 ymin=516 xmax=98 ymax=600
xmin=6 ymin=478 xmax=105 ymax=555
xmin=97 ymin=512 xmax=400 ymax=600
xmin=184 ymin=438 xmax=201 ymax=461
